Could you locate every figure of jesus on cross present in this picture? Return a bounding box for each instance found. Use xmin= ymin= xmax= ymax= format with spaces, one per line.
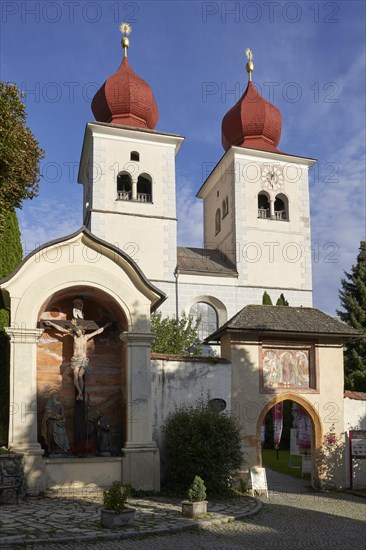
xmin=44 ymin=318 xmax=111 ymax=400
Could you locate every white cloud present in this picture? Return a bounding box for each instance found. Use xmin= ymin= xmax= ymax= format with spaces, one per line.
xmin=311 ymin=134 xmax=365 ymax=313
xmin=17 ymin=198 xmax=81 ymax=257
xmin=176 ymin=177 xmax=203 ymax=247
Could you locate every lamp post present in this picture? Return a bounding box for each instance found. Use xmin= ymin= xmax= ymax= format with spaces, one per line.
xmin=174 ymin=265 xmax=180 ymax=319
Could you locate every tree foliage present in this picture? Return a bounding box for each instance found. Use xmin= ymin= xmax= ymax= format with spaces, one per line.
xmin=262 ymin=291 xmax=273 ymax=305
xmin=150 ymin=311 xmax=201 ymax=355
xmin=262 ymin=292 xmax=289 ymax=306
xmin=0 ymin=209 xmax=23 ymax=281
xmin=163 ymin=398 xmax=244 ymax=495
xmin=0 ymin=209 xmax=23 ymax=445
xmin=276 ymin=293 xmax=289 ymax=306
xmin=0 ymin=82 xmax=44 ymax=231
xmin=337 ymin=241 xmax=366 ymax=391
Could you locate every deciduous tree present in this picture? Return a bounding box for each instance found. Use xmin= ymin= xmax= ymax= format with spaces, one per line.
xmin=150 ymin=311 xmax=201 ymax=355
xmin=0 ymin=82 xmax=44 ymax=231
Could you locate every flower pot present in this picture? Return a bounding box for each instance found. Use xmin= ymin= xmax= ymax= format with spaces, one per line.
xmin=100 ymin=507 xmax=135 ymax=528
xmin=181 ymin=500 xmax=208 ymax=518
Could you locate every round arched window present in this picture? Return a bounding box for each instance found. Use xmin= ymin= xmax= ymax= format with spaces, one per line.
xmin=189 ymin=302 xmax=218 ymax=341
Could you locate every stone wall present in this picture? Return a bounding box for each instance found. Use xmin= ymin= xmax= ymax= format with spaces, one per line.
xmin=0 ymin=452 xmax=24 ymax=503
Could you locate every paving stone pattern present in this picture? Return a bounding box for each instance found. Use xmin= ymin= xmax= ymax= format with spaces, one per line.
xmin=1 ymin=470 xmax=365 ymax=549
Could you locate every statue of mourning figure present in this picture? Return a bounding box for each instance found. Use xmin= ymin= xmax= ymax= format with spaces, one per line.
xmin=41 ymin=391 xmax=69 ymax=455
xmin=44 ymin=299 xmax=111 ymax=400
xmin=97 ymin=414 xmax=112 ymax=457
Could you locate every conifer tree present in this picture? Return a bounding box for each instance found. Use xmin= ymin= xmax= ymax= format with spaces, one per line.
xmin=337 ymin=241 xmax=366 ymax=391
xmin=276 ymin=293 xmax=289 ymax=306
xmin=0 ymin=209 xmax=23 ymax=444
xmin=262 ymin=291 xmax=273 ymax=305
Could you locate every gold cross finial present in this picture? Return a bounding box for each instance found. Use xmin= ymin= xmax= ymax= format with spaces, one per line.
xmin=120 ymin=22 xmax=132 ymax=57
xmin=245 ymin=48 xmax=254 ymax=82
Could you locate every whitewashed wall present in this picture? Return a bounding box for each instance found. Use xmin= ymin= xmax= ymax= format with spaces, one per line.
xmin=151 ymin=356 xmax=232 ymax=474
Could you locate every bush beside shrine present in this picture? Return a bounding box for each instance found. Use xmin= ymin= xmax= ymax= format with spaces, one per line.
xmin=163 ymin=398 xmax=244 ymax=496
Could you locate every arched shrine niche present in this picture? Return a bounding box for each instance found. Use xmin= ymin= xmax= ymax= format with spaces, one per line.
xmin=36 ymin=287 xmax=128 ymax=457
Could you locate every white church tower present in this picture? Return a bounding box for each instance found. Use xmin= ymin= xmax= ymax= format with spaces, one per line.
xmin=78 ymin=24 xmax=183 ymax=285
xmin=78 ymin=32 xmax=316 ymax=333
xmin=196 ymin=49 xmax=316 ymax=307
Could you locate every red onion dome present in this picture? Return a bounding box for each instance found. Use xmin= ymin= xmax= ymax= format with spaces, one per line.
xmin=91 ymin=39 xmax=158 ymax=129
xmin=222 ymin=78 xmax=282 ymax=153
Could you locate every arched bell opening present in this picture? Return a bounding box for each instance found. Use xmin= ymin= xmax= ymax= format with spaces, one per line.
xmin=117 ymin=171 xmax=132 ymax=200
xmin=258 ymin=191 xmax=270 ymax=219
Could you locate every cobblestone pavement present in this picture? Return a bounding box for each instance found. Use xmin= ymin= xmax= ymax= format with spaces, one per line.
xmin=1 ymin=470 xmax=365 ymax=550
xmin=0 ymin=486 xmax=260 ymax=548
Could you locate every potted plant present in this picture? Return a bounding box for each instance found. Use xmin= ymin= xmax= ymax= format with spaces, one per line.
xmin=182 ymin=476 xmax=208 ymax=518
xmin=100 ymin=481 xmax=135 ymax=528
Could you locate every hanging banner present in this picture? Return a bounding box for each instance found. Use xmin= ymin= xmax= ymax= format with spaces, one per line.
xmin=272 ymin=402 xmax=283 ymax=449
xmin=297 ymin=405 xmax=311 ymax=454
xmin=290 ymin=428 xmax=300 ymax=456
xmin=261 ymin=419 xmax=266 ymax=447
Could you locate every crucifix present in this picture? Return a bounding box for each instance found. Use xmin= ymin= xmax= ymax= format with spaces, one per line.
xmin=41 ymin=298 xmax=112 ymax=450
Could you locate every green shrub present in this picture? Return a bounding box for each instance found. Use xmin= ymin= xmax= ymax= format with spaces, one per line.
xmin=103 ymin=481 xmax=130 ymax=512
xmin=151 ymin=311 xmax=201 ymax=355
xmin=188 ymin=476 xmax=207 ymax=502
xmin=163 ymin=398 xmax=244 ymax=495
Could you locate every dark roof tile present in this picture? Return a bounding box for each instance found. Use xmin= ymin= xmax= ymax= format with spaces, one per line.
xmin=177 ymin=247 xmax=237 ymax=276
xmin=208 ymin=305 xmax=363 ymax=340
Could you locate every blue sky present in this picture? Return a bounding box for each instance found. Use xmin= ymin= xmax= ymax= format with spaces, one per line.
xmin=1 ymin=0 xmax=365 ymax=314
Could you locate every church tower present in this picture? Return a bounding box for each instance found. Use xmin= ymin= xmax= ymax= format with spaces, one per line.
xmin=78 ymin=24 xmax=183 ymax=284
xmin=197 ymin=50 xmax=316 ymax=306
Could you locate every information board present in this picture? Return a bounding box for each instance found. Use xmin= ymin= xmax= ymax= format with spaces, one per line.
xmin=351 ymin=430 xmax=366 ymax=459
xmin=250 ymin=467 xmax=268 ymax=498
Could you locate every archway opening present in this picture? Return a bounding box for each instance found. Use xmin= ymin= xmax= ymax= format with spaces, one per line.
xmin=256 ymin=395 xmax=322 ymax=489
xmin=37 ymin=286 xmax=128 ymax=458
xmin=261 ymin=400 xmax=311 ymax=477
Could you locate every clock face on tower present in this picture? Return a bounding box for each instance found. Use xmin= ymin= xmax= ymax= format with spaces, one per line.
xmin=261 ymin=166 xmax=284 ymax=191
